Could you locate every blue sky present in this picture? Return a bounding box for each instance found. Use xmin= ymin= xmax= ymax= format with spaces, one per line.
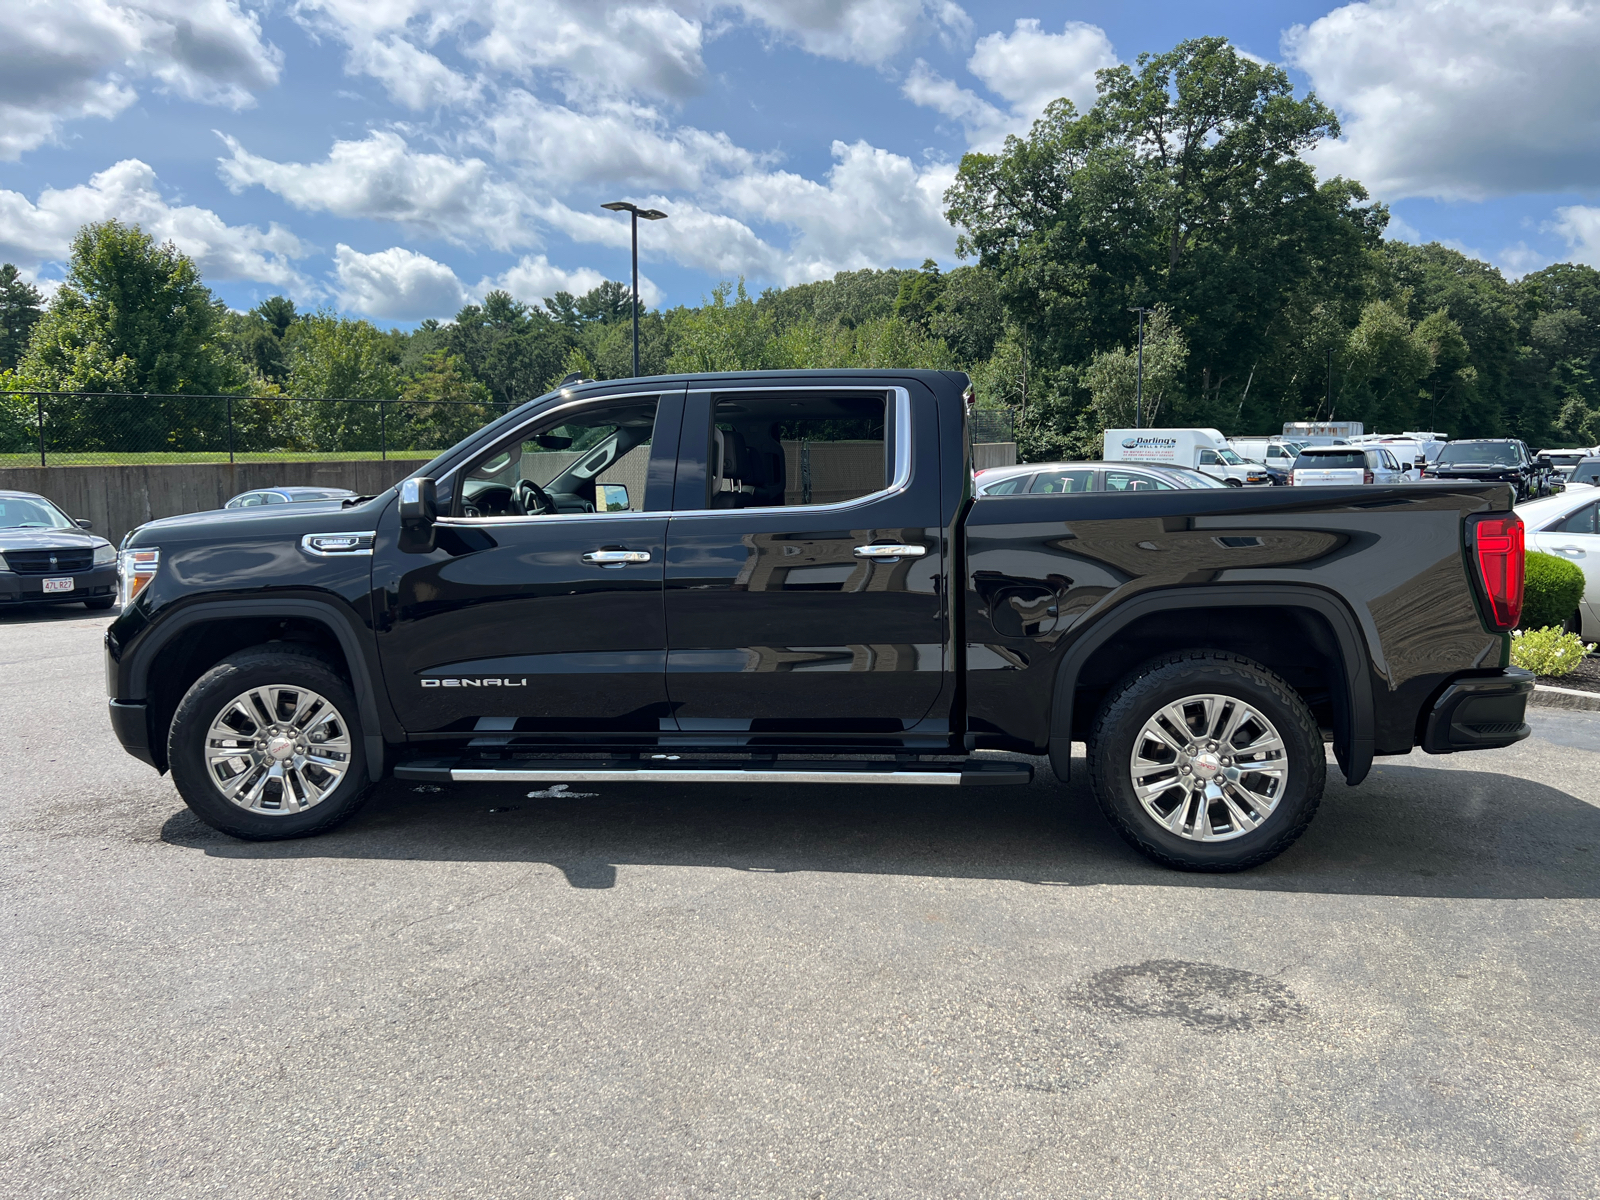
xmin=3 ymin=1 xmax=1598 ymax=325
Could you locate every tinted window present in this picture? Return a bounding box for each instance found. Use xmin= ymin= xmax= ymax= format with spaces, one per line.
xmin=1104 ymin=470 xmax=1176 ymax=492
xmin=1294 ymin=452 xmax=1365 ymax=470
xmin=983 ymin=475 xmax=1032 ymax=495
xmin=1548 ymin=502 xmax=1599 ymax=536
xmin=1028 ymin=469 xmax=1096 ymax=494
xmin=1573 ymin=460 xmax=1600 ymax=485
xmin=459 ymin=396 xmax=661 ymax=518
xmin=263 ymin=492 xmax=290 ymax=504
xmin=708 ymin=393 xmax=886 ymax=509
xmin=1438 ymin=443 xmax=1519 ymax=466
xmin=229 ymin=493 xmax=264 ymax=508
xmin=1198 ymin=449 xmax=1221 ymax=465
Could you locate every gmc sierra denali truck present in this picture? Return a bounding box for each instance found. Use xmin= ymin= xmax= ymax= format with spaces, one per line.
xmin=105 ymin=370 xmax=1533 ymax=871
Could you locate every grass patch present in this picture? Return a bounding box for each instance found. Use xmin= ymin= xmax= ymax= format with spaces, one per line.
xmin=0 ymin=450 xmax=444 ymax=468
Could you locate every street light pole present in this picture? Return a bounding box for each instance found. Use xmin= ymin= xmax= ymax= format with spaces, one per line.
xmin=602 ymin=201 xmax=668 ymax=379
xmin=1128 ymin=307 xmax=1151 ymax=428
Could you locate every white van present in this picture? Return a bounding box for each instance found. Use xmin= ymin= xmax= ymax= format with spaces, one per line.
xmin=1103 ymin=428 xmax=1270 ymax=486
xmin=1229 ymin=437 xmax=1306 ymax=471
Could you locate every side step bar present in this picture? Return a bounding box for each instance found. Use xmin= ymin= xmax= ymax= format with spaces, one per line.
xmin=393 ymin=757 xmax=1031 ymax=787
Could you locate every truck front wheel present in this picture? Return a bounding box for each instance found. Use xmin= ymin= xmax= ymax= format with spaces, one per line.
xmin=167 ymin=647 xmax=372 ymax=840
xmin=1087 ymin=651 xmax=1325 ymax=871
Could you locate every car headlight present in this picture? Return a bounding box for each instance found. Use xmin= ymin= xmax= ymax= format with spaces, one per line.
xmin=118 ymin=548 xmax=159 ymax=607
xmin=93 ymin=543 xmax=116 ymax=566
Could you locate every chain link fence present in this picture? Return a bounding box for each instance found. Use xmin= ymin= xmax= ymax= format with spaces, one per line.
xmin=0 ymin=390 xmax=510 ymax=467
xmin=969 ymin=408 xmax=1016 ymax=445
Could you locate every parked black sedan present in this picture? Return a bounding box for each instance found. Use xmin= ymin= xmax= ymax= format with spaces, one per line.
xmin=0 ymin=491 xmax=119 ymax=610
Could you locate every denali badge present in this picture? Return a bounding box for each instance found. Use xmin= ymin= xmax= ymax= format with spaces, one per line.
xmin=422 ymin=677 xmax=528 ymax=688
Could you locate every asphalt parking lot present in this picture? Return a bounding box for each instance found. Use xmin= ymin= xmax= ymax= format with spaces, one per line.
xmin=3 ymin=604 xmax=1599 ymax=1199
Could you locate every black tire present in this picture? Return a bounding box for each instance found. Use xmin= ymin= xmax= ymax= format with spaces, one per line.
xmin=1224 ymin=478 xmax=1243 ymax=487
xmin=168 ymin=645 xmax=371 ymax=840
xmin=83 ymin=596 xmax=116 ymax=610
xmin=1087 ymin=650 xmax=1326 ymax=872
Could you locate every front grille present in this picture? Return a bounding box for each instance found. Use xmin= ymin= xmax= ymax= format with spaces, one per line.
xmin=3 ymin=548 xmax=95 ymax=575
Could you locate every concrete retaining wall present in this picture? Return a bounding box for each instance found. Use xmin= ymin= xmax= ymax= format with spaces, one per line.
xmin=0 ymin=459 xmax=430 ymax=546
xmin=973 ymin=442 xmax=1018 ymax=470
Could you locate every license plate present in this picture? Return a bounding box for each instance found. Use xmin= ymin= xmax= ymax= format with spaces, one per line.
xmin=42 ymin=577 xmax=75 ymax=594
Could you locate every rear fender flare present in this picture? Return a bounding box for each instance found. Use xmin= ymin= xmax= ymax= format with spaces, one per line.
xmin=1046 ymin=586 xmax=1374 ymax=786
xmin=123 ymin=598 xmax=390 ymax=776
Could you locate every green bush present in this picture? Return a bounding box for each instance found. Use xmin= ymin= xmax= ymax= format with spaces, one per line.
xmin=1522 ymin=551 xmax=1586 ymax=630
xmin=1511 ymin=626 xmax=1593 ymax=676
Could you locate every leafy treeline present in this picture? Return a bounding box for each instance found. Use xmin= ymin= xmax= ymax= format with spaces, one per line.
xmin=5 ymin=36 xmax=1600 ymax=459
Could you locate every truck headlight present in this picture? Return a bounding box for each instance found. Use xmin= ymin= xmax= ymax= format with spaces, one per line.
xmin=118 ymin=548 xmax=159 ymax=607
xmin=93 ymin=544 xmax=116 ymax=566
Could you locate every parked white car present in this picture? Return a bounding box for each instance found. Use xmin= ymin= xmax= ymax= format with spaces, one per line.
xmin=1290 ymin=445 xmax=1414 ymax=485
xmin=1228 ymin=437 xmax=1307 ymax=472
xmin=1519 ymin=490 xmax=1600 ymax=635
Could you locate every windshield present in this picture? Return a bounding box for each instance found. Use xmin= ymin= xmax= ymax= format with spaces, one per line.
xmin=1217 ymin=448 xmax=1246 ymax=464
xmin=0 ymin=496 xmax=74 ymax=529
xmin=1439 ymin=443 xmax=1519 ymax=467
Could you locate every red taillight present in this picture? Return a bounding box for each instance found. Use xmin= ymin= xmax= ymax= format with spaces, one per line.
xmin=1470 ymin=514 xmax=1525 ymax=631
xmin=1363 ymin=470 xmax=1374 ymax=484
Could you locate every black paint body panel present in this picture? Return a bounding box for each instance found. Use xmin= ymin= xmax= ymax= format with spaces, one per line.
xmin=103 ymin=368 xmax=1521 ymax=784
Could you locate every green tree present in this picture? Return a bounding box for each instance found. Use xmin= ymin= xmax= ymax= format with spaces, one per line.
xmin=945 ymin=36 xmax=1384 ymax=434
xmin=447 ymin=291 xmax=573 ymax=408
xmin=0 ymin=264 xmax=43 ymax=372
xmin=667 ymin=280 xmax=778 ymax=372
xmin=394 ymin=351 xmax=495 ymax=451
xmin=19 ymin=221 xmax=241 ymax=395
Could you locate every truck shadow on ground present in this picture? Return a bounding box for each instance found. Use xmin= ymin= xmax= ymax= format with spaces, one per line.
xmin=159 ymin=754 xmax=1600 ymax=900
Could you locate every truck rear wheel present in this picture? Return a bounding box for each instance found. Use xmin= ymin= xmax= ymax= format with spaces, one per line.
xmin=167 ymin=647 xmax=372 ymax=840
xmin=1087 ymin=651 xmax=1325 ymax=871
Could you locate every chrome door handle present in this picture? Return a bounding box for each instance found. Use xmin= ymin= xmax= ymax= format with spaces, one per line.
xmin=853 ymin=544 xmax=928 ymax=559
xmin=582 ymin=549 xmax=651 ymax=567
xmin=1556 ymin=546 xmax=1587 ymax=557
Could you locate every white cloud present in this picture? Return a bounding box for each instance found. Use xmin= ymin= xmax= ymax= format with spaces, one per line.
xmin=334 ymin=244 xmax=471 ymax=319
xmin=543 ymin=196 xmax=787 ymax=281
xmin=0 ymin=159 xmax=311 ymax=293
xmin=481 ymin=254 xmax=662 ymax=308
xmin=345 ymin=36 xmax=481 ymax=110
xmin=1551 ymin=206 xmax=1600 ymax=269
xmin=295 ymin=1 xmax=708 ymax=103
xmin=903 ymin=18 xmax=1114 ymax=150
xmin=332 ymin=245 xmax=657 ymax=320
xmin=0 ymin=0 xmax=282 ymax=159
xmin=1285 ymin=0 xmax=1600 ymax=200
xmin=218 ymin=131 xmax=530 ymax=250
xmin=483 ymin=91 xmax=759 ymax=189
xmin=733 ymin=0 xmax=970 ymax=65
xmin=722 ymin=139 xmax=957 ymax=282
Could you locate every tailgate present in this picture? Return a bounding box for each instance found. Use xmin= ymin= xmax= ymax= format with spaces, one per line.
xmin=1293 ymin=468 xmax=1364 ymax=485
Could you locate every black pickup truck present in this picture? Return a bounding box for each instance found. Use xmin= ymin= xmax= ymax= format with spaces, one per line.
xmin=105 ymin=371 xmax=1533 ymax=871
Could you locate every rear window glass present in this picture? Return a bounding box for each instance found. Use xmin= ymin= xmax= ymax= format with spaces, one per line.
xmin=1294 ymin=452 xmax=1365 ymax=470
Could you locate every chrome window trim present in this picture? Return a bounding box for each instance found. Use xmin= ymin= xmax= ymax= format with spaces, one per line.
xmin=437 ymin=384 xmax=912 ymax=526
xmin=671 ymin=385 xmax=910 ymax=519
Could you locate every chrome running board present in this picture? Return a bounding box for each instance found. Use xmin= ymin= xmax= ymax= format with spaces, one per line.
xmin=394 ymin=757 xmax=1031 ymax=787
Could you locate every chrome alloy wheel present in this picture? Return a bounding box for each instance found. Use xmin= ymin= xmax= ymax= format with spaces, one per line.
xmin=1127 ymin=693 xmax=1289 ymax=842
xmin=204 ymin=685 xmax=352 ymax=814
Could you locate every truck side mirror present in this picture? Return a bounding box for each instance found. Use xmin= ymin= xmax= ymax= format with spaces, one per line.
xmin=399 ymin=477 xmax=436 ymax=526
xmin=75 ymin=518 xmax=93 ymax=530
xmin=1537 ymin=454 xmax=1553 ymax=468
xmin=398 ymin=477 xmax=437 ymax=554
